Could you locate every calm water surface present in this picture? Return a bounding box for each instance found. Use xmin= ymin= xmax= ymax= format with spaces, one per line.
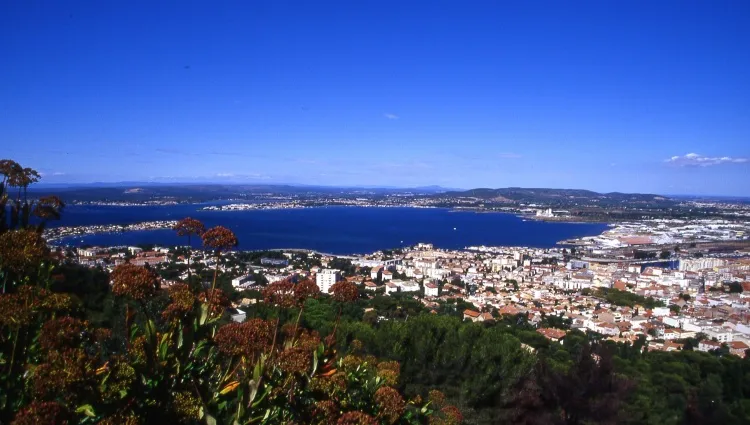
xmin=52 ymin=205 xmax=608 ymax=255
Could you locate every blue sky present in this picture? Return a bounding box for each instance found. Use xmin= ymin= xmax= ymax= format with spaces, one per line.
xmin=1 ymin=1 xmax=749 ymax=195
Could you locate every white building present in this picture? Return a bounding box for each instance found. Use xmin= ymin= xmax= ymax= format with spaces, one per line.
xmin=425 ymin=283 xmax=439 ymax=297
xmin=399 ymin=281 xmax=421 ymax=292
xmin=316 ymin=269 xmax=340 ymax=294
xmin=232 ymin=275 xmax=255 ymax=288
xmin=679 ymin=258 xmax=726 ymax=272
xmin=536 ymin=208 xmax=554 ymax=218
xmin=229 ymin=308 xmax=247 ymax=323
xmin=370 ymin=267 xmax=382 ymax=280
xmin=704 ymin=328 xmax=734 ymax=343
xmin=78 ymin=247 xmax=102 ymax=257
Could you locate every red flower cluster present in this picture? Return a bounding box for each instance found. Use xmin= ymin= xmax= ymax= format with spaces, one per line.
xmin=377 ymin=361 xmax=401 ymax=386
xmin=111 ymin=263 xmax=159 ymax=300
xmin=293 ymin=278 xmax=320 ymax=304
xmin=263 ymin=278 xmax=320 ymax=308
xmin=374 ymin=386 xmax=406 ymax=424
xmin=162 ymin=283 xmax=196 ymax=320
xmin=172 ymin=391 xmax=201 ymax=421
xmin=32 ymin=348 xmax=96 ymax=402
xmin=100 ymin=355 xmax=136 ymax=403
xmin=11 ymin=401 xmax=70 ymax=425
xmin=313 ymin=400 xmax=340 ymax=425
xmin=296 ymin=329 xmax=322 ymax=352
xmin=0 ymin=229 xmax=49 ymax=275
xmin=0 ymin=291 xmax=34 ymax=327
xmin=198 ymin=288 xmax=229 ymax=316
xmin=276 ymin=346 xmax=312 ymax=374
xmin=0 ymin=286 xmax=73 ymax=327
xmin=433 ymin=406 xmax=463 ymax=425
xmin=173 ymin=217 xmax=206 ymax=238
xmin=330 ymin=281 xmax=359 ymax=303
xmin=98 ymin=413 xmax=140 ymax=425
xmin=214 ymin=319 xmax=273 ymax=357
xmin=336 ymin=411 xmax=377 ymax=425
xmin=263 ymin=279 xmax=296 ymax=308
xmin=40 ymin=316 xmax=88 ymax=351
xmin=201 ymin=226 xmax=238 ymax=251
xmin=32 ymin=195 xmax=65 ymax=221
xmin=428 ymin=390 xmax=447 ymax=409
xmin=427 ymin=390 xmax=463 ymax=425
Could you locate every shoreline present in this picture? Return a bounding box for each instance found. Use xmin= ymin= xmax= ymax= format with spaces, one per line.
xmin=44 ymin=220 xmax=178 ymax=243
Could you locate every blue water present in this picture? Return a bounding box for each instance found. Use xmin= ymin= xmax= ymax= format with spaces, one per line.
xmin=51 ymin=205 xmax=608 ymax=255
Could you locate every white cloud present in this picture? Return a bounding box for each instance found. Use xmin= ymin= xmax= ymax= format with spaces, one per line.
xmin=383 ymin=113 xmax=399 ymax=120
xmin=38 ymin=171 xmax=66 ymax=177
xmin=665 ymin=153 xmax=748 ymax=167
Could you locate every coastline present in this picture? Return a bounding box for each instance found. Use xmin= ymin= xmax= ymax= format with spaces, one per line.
xmin=44 ymin=220 xmax=178 ymax=243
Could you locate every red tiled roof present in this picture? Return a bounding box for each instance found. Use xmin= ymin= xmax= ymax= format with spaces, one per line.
xmin=537 ymin=328 xmax=567 ymax=340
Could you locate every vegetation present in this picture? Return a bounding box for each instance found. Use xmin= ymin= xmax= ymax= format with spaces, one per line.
xmin=584 ymin=287 xmax=665 ymax=310
xmin=3 ymin=160 xmax=750 ymax=424
xmin=0 ymin=161 xmax=457 ymax=424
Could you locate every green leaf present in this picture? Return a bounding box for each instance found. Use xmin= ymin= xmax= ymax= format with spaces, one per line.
xmin=247 ymin=379 xmax=259 ymax=406
xmin=76 ymin=404 xmax=96 ymax=417
xmin=311 ymin=348 xmax=319 ymax=376
xmin=253 ymin=356 xmax=264 ymax=381
xmin=177 ymin=326 xmax=184 ymax=349
xmin=199 ymin=303 xmax=209 ymax=326
xmin=159 ymin=333 xmax=170 ymax=361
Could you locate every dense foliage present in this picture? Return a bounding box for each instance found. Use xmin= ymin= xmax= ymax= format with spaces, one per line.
xmin=584 ymin=287 xmax=665 ymax=310
xmin=3 ymin=160 xmax=750 ymax=424
xmin=0 ymin=161 xmax=458 ymax=424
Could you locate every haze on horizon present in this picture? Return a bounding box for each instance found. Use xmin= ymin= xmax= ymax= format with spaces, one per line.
xmin=2 ymin=1 xmax=749 ymax=196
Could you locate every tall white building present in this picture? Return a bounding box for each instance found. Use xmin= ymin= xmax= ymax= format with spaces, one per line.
xmin=316 ymin=269 xmax=340 ymax=294
xmin=678 ymin=258 xmax=726 ymax=272
xmin=536 ymin=208 xmax=554 ymax=218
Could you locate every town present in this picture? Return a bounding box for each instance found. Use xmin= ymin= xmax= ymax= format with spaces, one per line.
xmin=64 ymin=237 xmax=750 ymax=359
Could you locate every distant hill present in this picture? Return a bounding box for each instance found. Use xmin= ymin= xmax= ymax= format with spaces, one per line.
xmin=26 ymin=183 xmax=453 ymax=203
xmin=28 ymin=183 xmax=673 ymax=207
xmin=437 ymin=187 xmax=673 ymax=206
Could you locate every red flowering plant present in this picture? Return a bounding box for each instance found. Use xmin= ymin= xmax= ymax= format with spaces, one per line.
xmin=172 ymin=217 xmax=205 ymax=284
xmin=201 ymin=225 xmax=238 ymax=305
xmin=0 ymin=172 xmax=459 ymax=424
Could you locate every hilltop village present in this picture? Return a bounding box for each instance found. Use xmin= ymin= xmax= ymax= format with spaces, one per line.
xmin=66 ymin=236 xmax=750 ymax=358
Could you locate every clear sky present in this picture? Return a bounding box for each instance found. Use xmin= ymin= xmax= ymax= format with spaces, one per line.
xmin=2 ymin=1 xmax=749 ymax=195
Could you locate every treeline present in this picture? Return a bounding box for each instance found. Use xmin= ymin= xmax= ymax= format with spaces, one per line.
xmin=584 ymin=287 xmax=665 ymax=310
xmin=229 ymin=293 xmax=750 ymax=425
xmin=55 ymin=263 xmax=750 ymax=424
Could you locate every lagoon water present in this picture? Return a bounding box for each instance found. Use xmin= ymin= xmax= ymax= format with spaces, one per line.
xmin=52 ymin=205 xmax=608 ymax=255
